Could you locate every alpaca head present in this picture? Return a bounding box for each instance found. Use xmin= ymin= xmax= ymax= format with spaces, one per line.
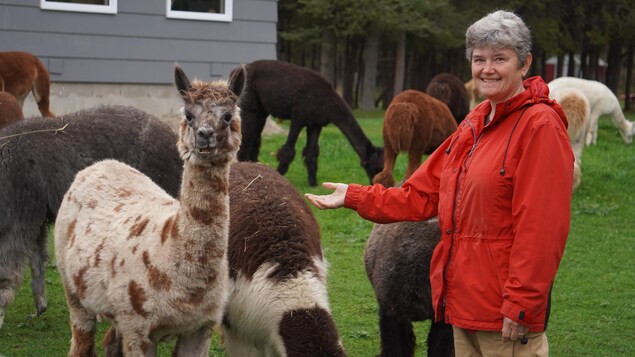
xmin=174 ymin=64 xmax=245 ymax=166
xmin=362 ymin=145 xmax=384 ymax=183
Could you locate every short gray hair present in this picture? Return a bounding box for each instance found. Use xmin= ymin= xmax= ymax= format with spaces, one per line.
xmin=465 ymin=10 xmax=532 ymax=67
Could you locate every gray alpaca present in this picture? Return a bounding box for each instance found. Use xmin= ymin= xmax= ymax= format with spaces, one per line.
xmin=0 ymin=105 xmax=182 ymax=328
xmin=365 ymin=218 xmax=454 ymax=357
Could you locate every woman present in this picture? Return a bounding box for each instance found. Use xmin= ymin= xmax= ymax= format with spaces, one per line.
xmin=306 ymin=10 xmax=573 ymax=356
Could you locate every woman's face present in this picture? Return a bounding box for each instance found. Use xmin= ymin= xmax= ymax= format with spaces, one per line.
xmin=471 ymin=46 xmax=531 ymax=105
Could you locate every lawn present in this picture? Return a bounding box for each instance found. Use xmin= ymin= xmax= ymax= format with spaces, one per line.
xmin=0 ymin=109 xmax=633 ymax=356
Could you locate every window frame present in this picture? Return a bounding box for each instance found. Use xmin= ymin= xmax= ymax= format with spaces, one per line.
xmin=166 ymin=0 xmax=233 ymax=22
xmin=40 ymin=0 xmax=117 ymax=14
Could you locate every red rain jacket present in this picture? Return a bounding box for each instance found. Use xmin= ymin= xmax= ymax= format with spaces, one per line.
xmin=345 ymin=76 xmax=573 ymax=332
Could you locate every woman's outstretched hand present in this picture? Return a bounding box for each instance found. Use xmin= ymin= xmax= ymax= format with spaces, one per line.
xmin=305 ymin=182 xmax=348 ymax=209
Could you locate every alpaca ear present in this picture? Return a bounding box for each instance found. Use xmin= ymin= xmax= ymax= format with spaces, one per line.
xmin=174 ymin=64 xmax=191 ymax=95
xmin=228 ymin=64 xmax=246 ymax=98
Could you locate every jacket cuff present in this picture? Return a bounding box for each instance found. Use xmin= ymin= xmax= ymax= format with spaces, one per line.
xmin=343 ymin=184 xmax=362 ymax=210
xmin=501 ymin=300 xmax=534 ymax=325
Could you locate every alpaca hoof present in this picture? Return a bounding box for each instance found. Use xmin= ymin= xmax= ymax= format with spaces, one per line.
xmin=36 ymin=299 xmax=47 ymax=316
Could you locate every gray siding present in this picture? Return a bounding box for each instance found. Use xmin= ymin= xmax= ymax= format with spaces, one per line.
xmin=0 ymin=0 xmax=277 ymax=83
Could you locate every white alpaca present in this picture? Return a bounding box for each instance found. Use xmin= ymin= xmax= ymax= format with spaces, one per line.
xmin=550 ymin=87 xmax=590 ymax=190
xmin=54 ymin=64 xmax=245 ymax=356
xmin=548 ymin=77 xmax=634 ymax=145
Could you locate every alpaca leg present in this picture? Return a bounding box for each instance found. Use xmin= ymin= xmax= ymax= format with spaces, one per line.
xmin=426 ymin=321 xmax=454 ymax=357
xmin=372 ymin=145 xmax=397 ymax=187
xmin=0 ymin=228 xmax=30 ymax=329
xmin=404 ymin=151 xmax=423 ymax=181
xmin=276 ymin=120 xmax=303 ymax=177
xmin=32 ymin=76 xmax=54 ymax=117
xmin=238 ymin=109 xmax=268 ymax=162
xmin=103 ymin=326 xmax=124 ymax=357
xmin=377 ymin=310 xmax=415 ymax=357
xmin=65 ymin=291 xmax=97 ymax=357
xmin=119 ymin=328 xmax=154 ymax=357
xmin=586 ymin=112 xmax=601 ymax=145
xmin=222 ymin=325 xmax=266 ymax=357
xmin=30 ymin=224 xmax=49 ymax=317
xmin=302 ymin=126 xmax=322 ymax=187
xmin=173 ymin=322 xmax=214 ymax=357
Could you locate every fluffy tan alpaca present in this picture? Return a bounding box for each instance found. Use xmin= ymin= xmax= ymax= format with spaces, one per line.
xmin=464 ymin=78 xmax=482 ymax=110
xmin=54 ymin=64 xmax=245 ymax=356
xmin=550 ymin=87 xmax=591 ymax=190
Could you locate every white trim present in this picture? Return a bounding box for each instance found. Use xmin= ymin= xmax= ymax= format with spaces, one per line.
xmin=41 ymin=0 xmax=117 ymax=15
xmin=166 ymin=0 xmax=233 ymax=22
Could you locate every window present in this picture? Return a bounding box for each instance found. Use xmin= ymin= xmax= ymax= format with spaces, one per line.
xmin=167 ymin=0 xmax=233 ymax=22
xmin=41 ymin=0 xmax=117 ymax=14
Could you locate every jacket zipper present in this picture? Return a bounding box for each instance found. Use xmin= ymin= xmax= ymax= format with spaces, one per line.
xmin=442 ymin=120 xmax=479 ymax=310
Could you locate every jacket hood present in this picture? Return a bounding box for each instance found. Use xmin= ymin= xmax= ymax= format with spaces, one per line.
xmin=471 ymin=76 xmax=568 ymax=129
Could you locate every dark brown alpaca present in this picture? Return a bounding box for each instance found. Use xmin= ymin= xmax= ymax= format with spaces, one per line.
xmin=0 ymin=91 xmax=24 ymax=129
xmin=0 ymin=51 xmax=55 ymax=117
xmin=372 ymin=90 xmax=457 ymax=187
xmin=425 ymin=73 xmax=469 ymax=124
xmin=231 ymin=60 xmax=383 ymax=186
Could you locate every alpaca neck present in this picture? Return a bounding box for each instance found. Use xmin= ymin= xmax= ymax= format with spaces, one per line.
xmin=331 ymin=101 xmax=376 ymax=158
xmin=172 ymin=161 xmax=230 ymax=268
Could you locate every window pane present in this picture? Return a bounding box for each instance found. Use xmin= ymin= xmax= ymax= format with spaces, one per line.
xmin=47 ymin=0 xmax=109 ymax=4
xmin=171 ymin=0 xmax=224 ymax=15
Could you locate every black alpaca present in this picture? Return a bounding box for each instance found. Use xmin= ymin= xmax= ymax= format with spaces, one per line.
xmin=231 ymin=60 xmax=384 ymax=186
xmin=365 ymin=218 xmax=454 ymax=357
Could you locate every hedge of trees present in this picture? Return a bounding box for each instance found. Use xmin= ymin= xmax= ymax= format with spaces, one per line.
xmin=277 ymin=0 xmax=635 ymax=110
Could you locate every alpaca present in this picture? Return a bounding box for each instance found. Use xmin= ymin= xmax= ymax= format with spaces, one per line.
xmin=222 ymin=161 xmax=346 ymax=356
xmin=0 ymin=105 xmax=182 ymax=329
xmin=230 ymin=60 xmax=384 ymax=187
xmin=550 ymin=87 xmax=591 ymax=191
xmin=464 ymin=78 xmax=481 ymax=110
xmin=548 ymin=77 xmax=634 ymax=145
xmin=102 ymin=161 xmax=347 ymax=356
xmin=372 ymin=90 xmax=457 ymax=187
xmin=0 ymin=51 xmax=55 ymax=117
xmin=365 ymin=217 xmax=454 ymax=357
xmin=425 ymin=73 xmax=469 ymax=124
xmin=0 ymin=91 xmax=24 ymax=129
xmin=53 ymin=64 xmax=244 ymax=355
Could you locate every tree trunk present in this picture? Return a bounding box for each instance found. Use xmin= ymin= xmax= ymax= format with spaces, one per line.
xmin=625 ymin=45 xmax=634 ymax=111
xmin=556 ymin=53 xmax=564 ymax=78
xmin=567 ymin=51 xmax=576 ymax=77
xmin=605 ymin=37 xmax=622 ymax=93
xmin=360 ymin=26 xmax=379 ymax=110
xmin=320 ymin=30 xmax=336 ymax=86
xmin=393 ymin=31 xmax=406 ymax=96
xmin=342 ymin=39 xmax=358 ymax=107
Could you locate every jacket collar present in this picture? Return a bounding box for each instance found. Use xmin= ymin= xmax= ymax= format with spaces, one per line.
xmin=467 ymin=76 xmax=568 ymax=129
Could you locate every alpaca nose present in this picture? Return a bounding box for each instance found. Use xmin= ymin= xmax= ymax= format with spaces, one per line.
xmin=196 ymin=126 xmax=216 ymax=148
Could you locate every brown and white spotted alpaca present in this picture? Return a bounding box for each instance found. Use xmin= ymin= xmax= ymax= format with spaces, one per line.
xmin=54 ymin=64 xmax=245 ymax=356
xmin=222 ymin=161 xmax=347 ymax=357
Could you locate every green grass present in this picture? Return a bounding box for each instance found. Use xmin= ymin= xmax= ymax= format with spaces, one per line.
xmin=1 ymin=110 xmax=633 ymax=356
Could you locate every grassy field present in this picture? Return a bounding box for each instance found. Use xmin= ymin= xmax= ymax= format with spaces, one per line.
xmin=0 ymin=109 xmax=633 ymax=356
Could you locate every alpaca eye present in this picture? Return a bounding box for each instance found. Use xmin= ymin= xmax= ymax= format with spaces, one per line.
xmin=185 ymin=113 xmax=194 ymax=123
xmin=222 ymin=112 xmax=233 ymax=123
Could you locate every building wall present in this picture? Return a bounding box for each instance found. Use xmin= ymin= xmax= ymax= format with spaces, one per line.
xmin=1 ymin=0 xmax=277 ymax=121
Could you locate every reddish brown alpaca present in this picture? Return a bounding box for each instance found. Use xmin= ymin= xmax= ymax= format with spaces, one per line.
xmin=372 ymin=90 xmax=457 ymax=188
xmin=0 ymin=51 xmax=54 ymax=117
xmin=0 ymin=91 xmax=24 ymax=129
